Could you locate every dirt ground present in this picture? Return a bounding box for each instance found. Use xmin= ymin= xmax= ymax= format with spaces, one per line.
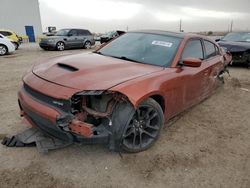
xmin=0 ymin=44 xmax=249 ymax=188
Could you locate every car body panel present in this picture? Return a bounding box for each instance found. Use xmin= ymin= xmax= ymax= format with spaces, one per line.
xmin=0 ymin=29 xmax=21 ymax=46
xmin=0 ymin=33 xmax=16 ymax=54
xmin=32 ymin=53 xmax=164 ymax=90
xmin=39 ymin=29 xmax=95 ymax=50
xmin=18 ymin=30 xmax=232 ymax=145
xmin=217 ymin=33 xmax=250 ymax=65
xmin=100 ymin=30 xmax=125 ymax=44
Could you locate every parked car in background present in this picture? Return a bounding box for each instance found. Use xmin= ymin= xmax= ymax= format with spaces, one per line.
xmin=39 ymin=28 xmax=95 ymax=51
xmin=217 ymin=32 xmax=250 ymax=68
xmin=0 ymin=29 xmax=21 ymax=49
xmin=14 ymin=31 xmax=231 ymax=153
xmin=100 ymin=30 xmax=125 ymax=44
xmin=0 ymin=34 xmax=15 ymax=56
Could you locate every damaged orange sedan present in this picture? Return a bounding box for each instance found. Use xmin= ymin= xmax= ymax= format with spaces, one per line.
xmin=3 ymin=31 xmax=232 ymax=153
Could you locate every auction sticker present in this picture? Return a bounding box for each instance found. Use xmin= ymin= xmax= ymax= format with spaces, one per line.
xmin=152 ymin=41 xmax=173 ymax=47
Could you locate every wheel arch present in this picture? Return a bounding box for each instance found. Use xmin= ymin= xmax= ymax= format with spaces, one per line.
xmin=0 ymin=43 xmax=8 ymax=53
xmin=149 ymin=94 xmax=165 ymax=113
xmin=124 ymin=91 xmax=166 ymax=113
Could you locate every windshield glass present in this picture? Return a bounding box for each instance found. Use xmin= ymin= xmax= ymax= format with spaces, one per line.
xmin=55 ymin=29 xmax=70 ymax=36
xmin=221 ymin=32 xmax=250 ymax=42
xmin=98 ymin=32 xmax=182 ymax=67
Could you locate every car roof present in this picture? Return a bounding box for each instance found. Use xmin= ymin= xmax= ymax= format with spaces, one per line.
xmin=61 ymin=28 xmax=89 ymax=31
xmin=129 ymin=30 xmax=203 ymax=39
xmin=0 ymin=29 xmax=14 ymax=33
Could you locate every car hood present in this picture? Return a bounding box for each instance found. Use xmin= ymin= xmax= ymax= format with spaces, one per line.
xmin=32 ymin=53 xmax=163 ymax=90
xmin=218 ymin=41 xmax=250 ymax=52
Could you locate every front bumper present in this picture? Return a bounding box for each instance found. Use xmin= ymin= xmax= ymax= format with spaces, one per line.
xmin=231 ymin=51 xmax=250 ymax=64
xmin=39 ymin=42 xmax=56 ymax=49
xmin=18 ymin=82 xmax=110 ymax=144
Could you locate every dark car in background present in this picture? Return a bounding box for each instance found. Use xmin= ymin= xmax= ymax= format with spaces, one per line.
xmin=217 ymin=32 xmax=250 ymax=68
xmin=100 ymin=30 xmax=125 ymax=44
xmin=39 ymin=28 xmax=95 ymax=51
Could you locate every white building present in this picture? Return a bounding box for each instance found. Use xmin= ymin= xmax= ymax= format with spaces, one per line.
xmin=0 ymin=0 xmax=42 ymax=42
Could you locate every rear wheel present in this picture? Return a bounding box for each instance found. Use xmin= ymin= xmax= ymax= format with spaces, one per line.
xmin=0 ymin=45 xmax=8 ymax=55
xmin=56 ymin=42 xmax=65 ymax=51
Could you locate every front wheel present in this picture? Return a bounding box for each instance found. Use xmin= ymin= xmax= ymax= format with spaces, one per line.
xmin=56 ymin=42 xmax=65 ymax=51
xmin=0 ymin=45 xmax=8 ymax=56
xmin=113 ymin=98 xmax=164 ymax=153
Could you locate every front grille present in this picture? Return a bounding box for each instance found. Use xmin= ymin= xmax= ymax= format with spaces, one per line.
xmin=23 ymin=83 xmax=71 ymax=113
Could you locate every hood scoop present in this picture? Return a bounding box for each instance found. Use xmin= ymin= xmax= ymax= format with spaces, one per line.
xmin=57 ymin=63 xmax=79 ymax=72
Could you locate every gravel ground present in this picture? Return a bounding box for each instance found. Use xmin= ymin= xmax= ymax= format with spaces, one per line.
xmin=0 ymin=43 xmax=249 ymax=188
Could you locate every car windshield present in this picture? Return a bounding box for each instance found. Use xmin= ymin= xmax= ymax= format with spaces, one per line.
xmin=98 ymin=32 xmax=182 ymax=67
xmin=221 ymin=32 xmax=250 ymax=42
xmin=55 ymin=29 xmax=70 ymax=36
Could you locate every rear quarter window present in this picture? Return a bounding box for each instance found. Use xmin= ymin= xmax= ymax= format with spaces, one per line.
xmin=78 ymin=30 xmax=91 ymax=36
xmin=204 ymin=40 xmax=217 ymax=59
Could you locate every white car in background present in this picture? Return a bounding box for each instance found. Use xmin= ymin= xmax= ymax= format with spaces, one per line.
xmin=0 ymin=34 xmax=15 ymax=56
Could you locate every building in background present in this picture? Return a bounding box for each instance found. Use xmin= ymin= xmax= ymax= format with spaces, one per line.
xmin=0 ymin=0 xmax=42 ymax=42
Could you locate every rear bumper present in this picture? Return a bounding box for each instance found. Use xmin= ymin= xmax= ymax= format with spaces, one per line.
xmin=18 ymin=83 xmax=110 ymax=144
xmin=8 ymin=43 xmax=16 ymax=53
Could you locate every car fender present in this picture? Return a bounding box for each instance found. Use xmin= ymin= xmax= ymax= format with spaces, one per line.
xmin=110 ymin=69 xmax=175 ymax=108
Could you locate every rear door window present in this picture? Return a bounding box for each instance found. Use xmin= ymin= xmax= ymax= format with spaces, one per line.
xmin=182 ymin=39 xmax=204 ymax=60
xmin=69 ymin=29 xmax=77 ymax=36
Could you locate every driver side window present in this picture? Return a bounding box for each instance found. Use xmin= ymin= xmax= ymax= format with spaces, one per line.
xmin=182 ymin=39 xmax=204 ymax=60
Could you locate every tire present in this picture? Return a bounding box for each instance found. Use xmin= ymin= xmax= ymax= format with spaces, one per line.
xmin=84 ymin=41 xmax=91 ymax=49
xmin=56 ymin=41 xmax=65 ymax=51
xmin=0 ymin=44 xmax=8 ymax=56
xmin=111 ymin=98 xmax=164 ymax=153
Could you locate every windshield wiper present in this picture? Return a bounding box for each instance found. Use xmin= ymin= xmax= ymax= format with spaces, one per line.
xmin=93 ymin=51 xmax=103 ymax=55
xmin=112 ymin=56 xmax=143 ymax=64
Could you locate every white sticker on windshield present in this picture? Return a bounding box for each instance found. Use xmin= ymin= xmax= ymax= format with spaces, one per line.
xmin=152 ymin=40 xmax=173 ymax=47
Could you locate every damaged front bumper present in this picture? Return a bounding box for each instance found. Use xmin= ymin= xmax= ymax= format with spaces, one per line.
xmin=17 ymin=83 xmax=111 ymax=146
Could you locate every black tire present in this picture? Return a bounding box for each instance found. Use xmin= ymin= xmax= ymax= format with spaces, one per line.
xmin=0 ymin=44 xmax=8 ymax=56
xmin=56 ymin=41 xmax=65 ymax=51
xmin=84 ymin=41 xmax=91 ymax=49
xmin=111 ymin=98 xmax=164 ymax=153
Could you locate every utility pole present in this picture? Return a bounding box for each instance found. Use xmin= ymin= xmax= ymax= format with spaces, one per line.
xmin=126 ymin=26 xmax=129 ymax=32
xmin=230 ymin=20 xmax=233 ymax=32
xmin=179 ymin=19 xmax=182 ymax=32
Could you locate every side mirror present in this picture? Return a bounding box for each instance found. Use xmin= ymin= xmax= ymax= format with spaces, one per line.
xmin=215 ymin=39 xmax=220 ymax=42
xmin=182 ymin=57 xmax=202 ymax=67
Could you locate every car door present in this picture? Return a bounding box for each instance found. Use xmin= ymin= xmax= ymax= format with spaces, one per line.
xmin=202 ymin=40 xmax=224 ymax=95
xmin=76 ymin=29 xmax=87 ymax=47
xmin=67 ymin=29 xmax=79 ymax=47
xmin=178 ymin=38 xmax=211 ymax=110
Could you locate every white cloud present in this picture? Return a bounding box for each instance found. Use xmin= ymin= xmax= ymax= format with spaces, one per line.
xmin=182 ymin=7 xmax=245 ymax=19
xmin=43 ymin=0 xmax=142 ymax=20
